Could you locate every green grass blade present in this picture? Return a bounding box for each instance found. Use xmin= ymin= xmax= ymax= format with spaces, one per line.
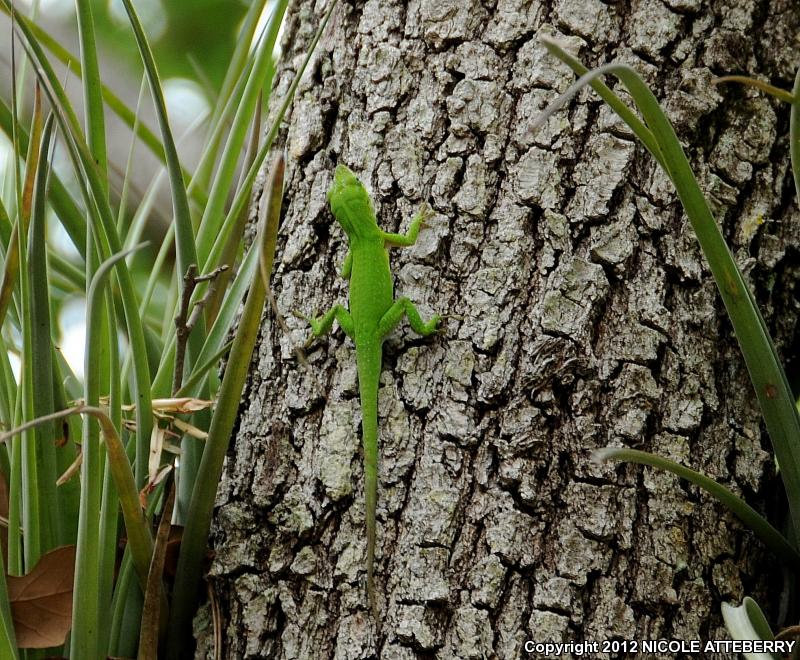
xmin=200 ymin=0 xmax=339 ymax=276
xmin=0 ymin=3 xmax=206 ymax=205
xmin=7 ymin=423 xmax=20 ymax=576
xmin=0 ymin=97 xmax=86 ymax=257
xmin=176 ymin=340 xmax=233 ymax=399
xmin=117 ymin=76 xmax=147 ymax=233
xmin=17 ymin=86 xmax=46 ymax=570
xmin=189 ymin=22 xmax=257 ymax=197
xmin=8 ymin=0 xmax=156 ymax=499
xmin=0 ymin=84 xmax=45 ymax=332
xmin=0 ymin=196 xmax=10 ymax=246
xmin=50 ymin=354 xmax=80 ymax=546
xmin=107 ymin=551 xmax=139 ymax=657
xmin=118 ymin=0 xmax=197 ymax=288
xmin=47 ymin=250 xmax=85 ymax=292
xmin=0 ymin=545 xmax=19 ymax=659
xmin=75 ymin=0 xmax=108 ymax=194
xmin=166 ymin=155 xmax=284 ymax=658
xmin=205 ymin=95 xmax=262 ymax=328
xmin=73 ymin=247 xmax=137 ymax=659
xmin=195 ymin=0 xmax=286 ymax=265
xmin=714 ymin=76 xmax=795 ymax=104
xmin=790 ymin=67 xmax=800 ymax=206
xmin=207 ymin=0 xmax=268 ymax=132
xmin=0 ymin=333 xmax=16 ymax=432
xmin=543 ymin=42 xmax=800 ymax=545
xmin=596 ymin=448 xmax=800 ymax=566
xmin=27 ymin=113 xmax=62 ymax=549
xmin=100 ymin=279 xmax=123 ymax=654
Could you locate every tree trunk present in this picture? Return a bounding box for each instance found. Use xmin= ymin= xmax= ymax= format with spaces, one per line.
xmin=195 ymin=1 xmax=800 ymax=657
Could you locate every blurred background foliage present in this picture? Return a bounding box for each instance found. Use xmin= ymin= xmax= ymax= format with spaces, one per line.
xmin=0 ymin=0 xmax=272 ymax=377
xmin=96 ymin=0 xmax=249 ymax=89
xmin=10 ymin=0 xmax=250 ymax=90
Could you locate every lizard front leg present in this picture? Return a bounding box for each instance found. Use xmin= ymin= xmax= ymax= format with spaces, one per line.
xmin=382 ymin=203 xmax=434 ymax=248
xmin=378 ymin=297 xmax=440 ymax=339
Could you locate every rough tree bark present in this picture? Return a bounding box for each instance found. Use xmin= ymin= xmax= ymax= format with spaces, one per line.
xmin=194 ymin=0 xmax=800 ymax=657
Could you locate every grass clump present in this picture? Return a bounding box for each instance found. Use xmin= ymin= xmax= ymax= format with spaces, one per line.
xmin=0 ymin=0 xmax=339 ymax=656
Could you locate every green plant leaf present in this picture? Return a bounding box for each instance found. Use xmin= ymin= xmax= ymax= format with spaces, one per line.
xmin=721 ymin=597 xmax=780 ymax=660
xmin=73 ymin=245 xmax=143 ymax=658
xmin=595 ymin=447 xmax=800 ymax=566
xmin=27 ymin=112 xmax=63 ymax=550
xmin=790 ymin=67 xmax=800 ymax=208
xmin=714 ymin=76 xmax=795 ymax=104
xmin=0 ymin=3 xmax=206 ymax=205
xmin=195 ymin=0 xmax=286 ymax=266
xmin=0 ymin=96 xmax=86 ymax=257
xmin=6 ymin=0 xmax=156 ymax=503
xmin=118 ymin=0 xmax=197 ymax=293
xmin=75 ymin=0 xmax=108 ymax=193
xmin=17 ymin=86 xmax=48 ymax=569
xmin=166 ymin=153 xmax=284 ymax=658
xmin=541 ymin=37 xmax=800 ymax=547
xmin=0 ymin=85 xmax=45 ymax=332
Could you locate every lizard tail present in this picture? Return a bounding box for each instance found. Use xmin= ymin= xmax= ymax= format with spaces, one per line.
xmin=357 ymin=342 xmax=381 ymax=625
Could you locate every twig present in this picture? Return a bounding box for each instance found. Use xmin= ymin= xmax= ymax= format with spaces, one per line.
xmin=776 ymin=625 xmax=800 ymax=641
xmin=186 ymin=265 xmax=228 ymax=335
xmin=173 ymin=264 xmax=198 ymax=396
xmin=173 ymin=264 xmax=230 ymax=395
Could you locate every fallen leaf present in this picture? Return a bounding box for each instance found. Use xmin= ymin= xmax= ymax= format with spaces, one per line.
xmin=8 ymin=545 xmax=76 ymax=648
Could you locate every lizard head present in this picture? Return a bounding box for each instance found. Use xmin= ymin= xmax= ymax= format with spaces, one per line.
xmin=327 ymin=164 xmax=380 ymax=240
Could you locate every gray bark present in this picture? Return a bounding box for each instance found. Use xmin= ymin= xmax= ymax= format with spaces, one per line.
xmin=195 ymin=0 xmax=800 ymax=658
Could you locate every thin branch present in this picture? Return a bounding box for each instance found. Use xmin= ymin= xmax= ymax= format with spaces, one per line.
xmin=172 ymin=264 xmax=198 ymax=395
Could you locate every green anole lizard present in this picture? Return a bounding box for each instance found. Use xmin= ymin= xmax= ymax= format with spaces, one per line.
xmin=299 ymin=164 xmax=440 ymax=621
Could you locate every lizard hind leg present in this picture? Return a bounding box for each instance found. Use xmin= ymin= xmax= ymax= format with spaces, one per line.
xmin=294 ymin=304 xmax=355 ymax=342
xmin=378 ymin=297 xmax=440 ymax=340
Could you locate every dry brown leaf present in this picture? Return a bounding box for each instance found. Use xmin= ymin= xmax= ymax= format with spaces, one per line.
xmin=121 ymin=397 xmax=213 ymax=414
xmin=139 ymin=463 xmax=172 ymax=508
xmin=54 ymin=420 xmax=69 ymax=448
xmin=56 ymin=450 xmax=82 ymax=486
xmin=8 ymin=544 xmax=76 ymax=648
xmin=151 ymin=397 xmax=213 ymax=413
xmin=162 ymin=441 xmax=182 ymax=456
xmin=148 ymin=425 xmax=167 ymax=486
xmin=172 ymin=418 xmax=208 ymax=440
